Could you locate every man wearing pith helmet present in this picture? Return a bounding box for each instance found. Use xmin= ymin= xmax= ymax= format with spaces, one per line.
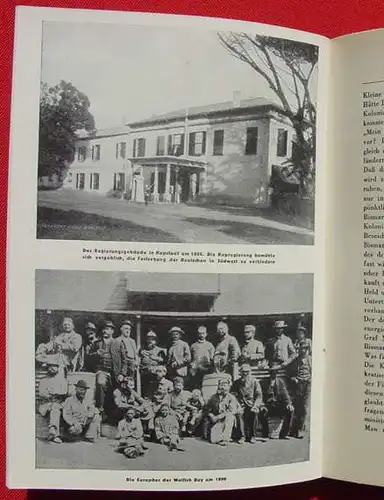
xmin=167 ymin=326 xmax=191 ymax=380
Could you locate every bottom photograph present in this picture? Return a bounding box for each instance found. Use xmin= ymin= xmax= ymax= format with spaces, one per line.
xmin=35 ymin=270 xmax=314 ymax=471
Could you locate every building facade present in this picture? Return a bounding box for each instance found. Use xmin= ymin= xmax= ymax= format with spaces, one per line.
xmin=64 ymin=96 xmax=294 ymax=207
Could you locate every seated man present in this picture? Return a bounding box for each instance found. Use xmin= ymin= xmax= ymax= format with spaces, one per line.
xmin=147 ymin=365 xmax=173 ymax=399
xmin=113 ymin=376 xmax=146 ymax=422
xmin=204 ymin=378 xmax=238 ymax=446
xmin=62 ymin=379 xmax=101 ymax=442
xmin=165 ymin=376 xmax=191 ymax=433
xmin=231 ymin=364 xmax=268 ymax=443
xmin=185 ymin=388 xmax=205 ymax=436
xmin=38 ymin=355 xmax=68 ymax=444
xmin=265 ymin=368 xmax=294 ymax=439
xmin=115 ymin=406 xmax=146 ymax=459
xmin=154 ymin=402 xmax=184 ymax=452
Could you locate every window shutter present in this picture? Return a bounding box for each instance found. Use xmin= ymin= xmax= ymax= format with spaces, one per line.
xmin=116 ymin=143 xmax=119 ymax=159
xmin=180 ymin=134 xmax=185 ymax=156
xmin=189 ymin=132 xmax=195 ymax=156
xmin=167 ymin=135 xmax=172 ymax=155
xmin=202 ymin=131 xmax=207 ymax=155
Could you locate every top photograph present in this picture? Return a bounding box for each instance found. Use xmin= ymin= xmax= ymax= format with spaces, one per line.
xmin=36 ymin=20 xmax=318 ymax=245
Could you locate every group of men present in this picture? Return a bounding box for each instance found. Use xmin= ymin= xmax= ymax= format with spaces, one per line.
xmin=36 ymin=316 xmax=312 ymax=452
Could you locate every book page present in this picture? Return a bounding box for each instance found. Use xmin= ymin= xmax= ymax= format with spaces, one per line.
xmin=7 ymin=6 xmax=329 ymax=490
xmin=324 ymin=29 xmax=384 ymax=486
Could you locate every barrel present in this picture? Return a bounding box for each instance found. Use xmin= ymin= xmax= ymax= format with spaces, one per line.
xmin=201 ymin=372 xmax=232 ymax=402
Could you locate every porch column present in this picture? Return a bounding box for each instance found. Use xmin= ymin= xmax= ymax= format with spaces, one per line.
xmin=164 ymin=163 xmax=171 ymax=203
xmin=153 ymin=166 xmax=159 ymax=203
xmin=136 ymin=315 xmax=141 ymax=395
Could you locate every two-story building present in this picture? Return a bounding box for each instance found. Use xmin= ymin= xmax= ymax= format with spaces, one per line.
xmin=64 ymin=95 xmax=294 ymax=207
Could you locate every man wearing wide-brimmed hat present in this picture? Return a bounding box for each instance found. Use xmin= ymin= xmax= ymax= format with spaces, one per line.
xmin=62 ymin=379 xmax=100 ymax=442
xmin=166 ymin=326 xmax=191 ymax=380
xmin=290 ymin=339 xmax=312 ymax=439
xmin=294 ymin=325 xmax=312 ymax=356
xmin=266 ymin=320 xmax=297 ymax=369
xmin=38 ymin=354 xmax=68 ymax=444
xmin=80 ymin=322 xmax=99 ymax=372
xmin=139 ymin=330 xmax=167 ymax=398
xmin=111 ymin=319 xmax=138 ymax=380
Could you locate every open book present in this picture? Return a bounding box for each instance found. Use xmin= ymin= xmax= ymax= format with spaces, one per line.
xmin=6 ymin=4 xmax=384 ymax=491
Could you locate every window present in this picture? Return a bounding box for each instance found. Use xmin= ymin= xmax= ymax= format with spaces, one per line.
xmin=116 ymin=142 xmax=127 ymax=159
xmin=77 ymin=146 xmax=87 ymax=162
xmin=76 ymin=173 xmax=85 ymax=190
xmin=213 ymin=130 xmax=224 ymax=156
xmin=156 ymin=136 xmax=166 ymax=156
xmin=245 ymin=127 xmax=258 ymax=155
xmin=168 ymin=134 xmax=184 ymax=157
xmin=113 ymin=172 xmax=125 ymax=191
xmin=188 ymin=131 xmax=206 ymax=156
xmin=277 ymin=129 xmax=288 ymax=157
xmin=67 ymin=172 xmax=73 ymax=183
xmin=92 ymin=144 xmax=101 ymax=161
xmin=133 ymin=138 xmax=146 ymax=158
xmin=90 ymin=173 xmax=100 ymax=190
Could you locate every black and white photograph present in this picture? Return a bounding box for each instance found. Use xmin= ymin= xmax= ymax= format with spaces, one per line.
xmin=35 ymin=270 xmax=314 ymax=471
xmin=37 ymin=21 xmax=318 ymax=245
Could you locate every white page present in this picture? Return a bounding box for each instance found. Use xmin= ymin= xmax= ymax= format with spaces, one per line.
xmin=7 ymin=6 xmax=329 ymax=490
xmin=324 ymin=29 xmax=384 ymax=486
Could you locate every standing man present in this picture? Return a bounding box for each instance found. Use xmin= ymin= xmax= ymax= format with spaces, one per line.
xmin=81 ymin=322 xmax=99 ymax=373
xmin=167 ymin=326 xmax=191 ymax=380
xmin=294 ymin=326 xmax=312 ymax=356
xmin=92 ymin=320 xmax=115 ymax=417
xmin=240 ymin=324 xmax=266 ymax=369
xmin=290 ymin=341 xmax=312 ymax=438
xmin=264 ymin=368 xmax=294 ymax=439
xmin=204 ymin=378 xmax=237 ymax=446
xmin=111 ymin=319 xmax=138 ymax=381
xmin=213 ymin=321 xmax=241 ymax=375
xmin=38 ymin=355 xmax=68 ymax=444
xmin=231 ymin=364 xmax=268 ymax=443
xmin=189 ymin=325 xmax=214 ymax=388
xmin=266 ymin=320 xmax=297 ymax=370
xmin=62 ymin=379 xmax=101 ymax=442
xmin=139 ymin=330 xmax=167 ymax=397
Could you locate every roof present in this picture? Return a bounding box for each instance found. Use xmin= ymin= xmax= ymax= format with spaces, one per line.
xmin=76 ymin=126 xmax=130 ymax=140
xmin=35 ymin=271 xmax=313 ymax=315
xmin=128 ymin=97 xmax=283 ymax=128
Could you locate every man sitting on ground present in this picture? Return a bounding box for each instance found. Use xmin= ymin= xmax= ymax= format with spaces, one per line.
xmin=115 ymin=406 xmax=146 ymax=459
xmin=154 ymin=402 xmax=184 ymax=452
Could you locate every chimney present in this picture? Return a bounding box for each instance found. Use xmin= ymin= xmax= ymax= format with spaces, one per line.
xmin=233 ymin=90 xmax=241 ymax=108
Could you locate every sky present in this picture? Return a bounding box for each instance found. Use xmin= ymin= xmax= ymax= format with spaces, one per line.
xmin=41 ymin=21 xmax=318 ymax=130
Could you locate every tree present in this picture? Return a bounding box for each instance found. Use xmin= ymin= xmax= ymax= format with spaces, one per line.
xmin=218 ymin=33 xmax=318 ymax=185
xmin=38 ymin=80 xmax=95 ymax=179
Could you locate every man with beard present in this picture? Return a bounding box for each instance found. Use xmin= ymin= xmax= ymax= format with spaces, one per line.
xmin=164 ymin=376 xmax=191 ymax=433
xmin=204 ymin=378 xmax=238 ymax=446
xmin=92 ymin=320 xmax=115 ymax=416
xmin=213 ymin=321 xmax=240 ymax=374
xmin=166 ymin=326 xmax=191 ymax=380
xmin=62 ymin=379 xmax=101 ymax=442
xmin=38 ymin=355 xmax=68 ymax=444
xmin=189 ymin=325 xmax=214 ymax=389
xmin=81 ymin=322 xmax=99 ymax=373
xmin=240 ymin=324 xmax=266 ymax=369
xmin=36 ymin=317 xmax=83 ymax=373
xmin=264 ymin=368 xmax=294 ymax=439
xmin=231 ymin=364 xmax=268 ymax=443
xmin=139 ymin=330 xmax=167 ymax=397
xmin=111 ymin=319 xmax=138 ymax=380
